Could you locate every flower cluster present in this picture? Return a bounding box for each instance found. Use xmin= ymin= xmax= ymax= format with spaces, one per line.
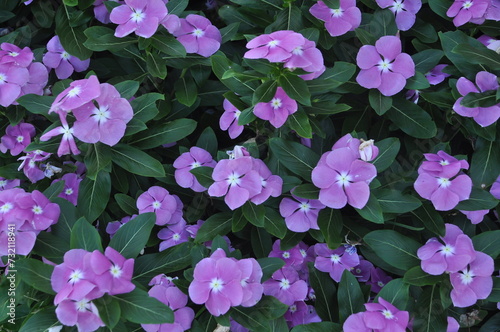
xmin=188 ymin=248 xmax=263 ymax=316
xmin=0 ymin=42 xmax=48 ymax=106
xmin=0 ymin=188 xmax=60 ymax=256
xmin=309 ymin=0 xmax=361 ymax=37
xmin=414 ymin=150 xmax=472 ymax=211
xmin=244 ymin=30 xmax=325 ymax=80
xmin=173 ymin=147 xmax=217 ymax=192
xmin=312 ymin=134 xmax=378 ymax=209
xmin=343 ymin=297 xmax=410 ymax=331
xmin=41 ymin=76 xmax=133 ymax=156
xmin=51 ymin=247 xmax=135 ymax=331
xmin=418 ymin=223 xmax=494 ymax=307
xmin=208 ymin=146 xmax=283 ymax=210
xmin=43 ymin=36 xmax=90 ymax=79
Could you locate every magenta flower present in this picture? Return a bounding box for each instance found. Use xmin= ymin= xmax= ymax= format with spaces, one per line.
xmin=249 ymin=158 xmax=283 ymax=205
xmin=284 ymin=301 xmax=321 ymax=328
xmin=90 ymin=247 xmax=135 ymax=295
xmin=106 ymin=215 xmax=136 ymax=238
xmin=244 ymin=30 xmax=305 ymax=63
xmin=460 ymin=209 xmax=488 ymax=224
xmin=0 ymin=216 xmax=37 ymax=256
xmin=16 ymin=189 xmax=60 ymax=231
xmin=110 ymin=0 xmax=167 ymax=38
xmin=450 ymin=251 xmax=494 ymax=307
xmin=491 ymin=174 xmax=500 ymax=199
xmin=43 ymin=36 xmax=90 ymax=79
xmin=262 ymin=266 xmax=308 ymax=305
xmin=0 ymin=178 xmax=20 ymax=191
xmin=173 ymin=147 xmax=216 ymax=192
xmin=426 ymin=64 xmax=450 ymax=85
xmin=351 ymin=258 xmax=374 ymax=282
xmin=376 ymin=0 xmax=422 ymax=31
xmin=359 ymin=139 xmax=379 ymax=161
xmin=55 ymin=298 xmax=105 ymax=332
xmin=414 ymin=151 xmax=472 ymax=211
xmin=447 ymin=317 xmax=460 ymax=332
xmin=309 ymin=0 xmax=361 ymax=37
xmin=0 ymin=63 xmax=29 ymax=106
xmin=72 ymin=83 xmax=133 ymax=146
xmin=17 ymin=150 xmax=50 ymax=184
xmin=356 ymin=36 xmax=415 ymax=96
xmin=160 ymin=13 xmax=181 ymax=34
xmin=220 ymin=99 xmax=244 ymax=139
xmin=94 ymin=0 xmax=123 ymax=24
xmin=207 ymin=157 xmax=262 ymax=210
xmin=269 ymin=240 xmax=305 ymax=269
xmin=137 ymin=186 xmax=182 ymax=226
xmin=283 ymin=39 xmax=325 ymax=80
xmin=53 ymin=173 xmax=82 ymax=206
xmin=279 ymin=195 xmax=325 ymax=232
xmin=254 ymin=87 xmax=298 ymax=128
xmin=312 ymin=147 xmax=377 ymax=209
xmin=453 ymin=71 xmax=500 ymax=127
xmin=50 ymin=75 xmax=101 ymax=114
xmin=417 ymin=223 xmax=476 ymax=275
xmin=173 ymin=14 xmax=221 ymax=57
xmin=17 ymin=62 xmax=48 ymax=99
xmin=158 ymin=218 xmax=189 ymax=251
xmin=446 ymin=0 xmax=489 ymax=26
xmin=314 ymin=243 xmax=360 ymax=282
xmin=1 ymin=122 xmax=35 ymax=156
xmin=188 ymin=251 xmax=244 ymax=316
xmin=366 ymin=267 xmax=392 ymax=293
xmin=343 ymin=297 xmax=410 ymax=332
xmin=40 ymin=113 xmax=80 ymax=157
xmin=237 ymin=258 xmax=264 ymax=307
xmin=0 ymin=43 xmax=33 ymax=67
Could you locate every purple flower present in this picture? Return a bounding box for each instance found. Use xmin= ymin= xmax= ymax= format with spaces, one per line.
xmin=314 ymin=243 xmax=360 ymax=282
xmin=343 ymin=297 xmax=410 ymax=332
xmin=160 ymin=13 xmax=181 ymax=34
xmin=55 ymin=298 xmax=104 ymax=332
xmin=491 ymin=174 xmax=500 ymax=199
xmin=72 ymin=83 xmax=133 ymax=146
xmin=174 ymin=147 xmax=216 ymax=192
xmin=312 ymin=147 xmax=377 ymax=209
xmin=284 ymin=301 xmax=321 ymax=328
xmin=173 ymin=14 xmax=221 ymax=57
xmin=90 ymin=247 xmax=135 ymax=295
xmin=207 ymin=157 xmax=262 ymax=210
xmin=244 ymin=30 xmax=305 ymax=63
xmin=366 ymin=267 xmax=392 ymax=293
xmin=188 ymin=250 xmax=244 ymax=316
xmin=450 ymin=251 xmax=494 ymax=307
xmin=137 ymin=186 xmax=182 ymax=225
xmin=453 ymin=71 xmax=500 ymax=127
xmin=50 ymin=75 xmax=101 ymax=114
xmin=460 ymin=209 xmax=489 ymax=224
xmin=351 ymin=257 xmax=374 ymax=282
xmin=269 ymin=240 xmax=305 ymax=269
xmin=158 ymin=218 xmax=189 ymax=251
xmin=254 ymin=87 xmax=298 ymax=128
xmin=283 ymin=39 xmax=325 ymax=80
xmin=447 ymin=317 xmax=460 ymax=332
xmin=232 ymin=255 xmax=264 ymax=307
xmin=249 ymin=158 xmax=283 ymax=205
xmin=446 ymin=0 xmax=489 ymax=26
xmin=53 ymin=173 xmax=82 ymax=206
xmin=359 ymin=139 xmax=379 ymax=161
xmin=40 ymin=113 xmax=80 ymax=157
xmin=220 ymin=99 xmax=244 ymax=139
xmin=17 ymin=150 xmax=50 ymax=184
xmin=262 ymin=266 xmax=308 ymax=305
xmin=356 ymin=36 xmax=415 ymax=97
xmin=110 ymin=0 xmax=167 ymax=38
xmin=0 ymin=63 xmax=29 ymax=106
xmin=94 ymin=0 xmax=123 ymax=24
xmin=106 ymin=215 xmax=136 ymax=238
xmin=309 ymin=0 xmax=361 ymax=37
xmin=43 ymin=36 xmax=90 ymax=79
xmin=1 ymin=122 xmax=35 ymax=156
xmin=0 ymin=43 xmax=33 ymax=67
xmin=414 ymin=151 xmax=472 ymax=211
xmin=16 ymin=189 xmax=60 ymax=231
xmin=425 ymin=64 xmax=450 ymax=85
xmin=279 ymin=195 xmax=325 ymax=232
xmin=0 ymin=178 xmax=20 ymax=191
xmin=417 ymin=223 xmax=476 ymax=275
xmin=376 ymin=0 xmax=422 ymax=31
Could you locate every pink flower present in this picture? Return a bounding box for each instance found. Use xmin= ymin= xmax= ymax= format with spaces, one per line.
xmin=17 ymin=150 xmax=50 ymax=184
xmin=160 ymin=13 xmax=181 ymax=34
xmin=94 ymin=0 xmax=123 ymax=24
xmin=279 ymin=195 xmax=325 ymax=232
xmin=1 ymin=122 xmax=35 ymax=156
xmin=283 ymin=39 xmax=325 ymax=80
xmin=110 ymin=0 xmax=168 ymax=38
xmin=262 ymin=266 xmax=308 ymax=305
xmin=269 ymin=240 xmax=305 ymax=269
xmin=106 ymin=215 xmax=136 ymax=238
xmin=16 ymin=189 xmax=60 ymax=231
xmin=446 ymin=0 xmax=489 ymax=26
xmin=137 ymin=186 xmax=182 ymax=225
xmin=351 ymin=258 xmax=374 ymax=283
xmin=0 ymin=178 xmax=20 ymax=191
xmin=50 ymin=75 xmax=101 ymax=114
xmin=220 ymin=99 xmax=244 ymax=139
xmin=417 ymin=223 xmax=476 ymax=275
xmin=72 ymin=83 xmax=133 ymax=146
xmin=19 ymin=62 xmax=48 ymax=97
xmin=158 ymin=218 xmax=189 ymax=251
xmin=40 ymin=113 xmax=80 ymax=157
xmin=359 ymin=139 xmax=379 ymax=161
xmin=237 ymin=257 xmax=264 ymax=307
xmin=43 ymin=36 xmax=90 ymax=79
xmin=249 ymin=158 xmax=283 ymax=205
xmin=414 ymin=151 xmax=472 ymax=211
xmin=90 ymin=247 xmax=135 ymax=295
xmin=173 ymin=14 xmax=221 ymax=57
xmin=491 ymin=174 xmax=500 ymax=199
xmin=376 ymin=0 xmax=422 ymax=31
xmin=173 ymin=147 xmax=216 ymax=192
xmin=0 ymin=43 xmax=33 ymax=67
xmin=284 ymin=301 xmax=321 ymax=328
xmin=244 ymin=30 xmax=305 ymax=63
xmin=0 ymin=63 xmax=29 ymax=106
xmin=55 ymin=298 xmax=104 ymax=332
xmin=356 ymin=36 xmax=415 ymax=96
xmin=309 ymin=0 xmax=361 ymax=36
xmin=450 ymin=251 xmax=494 ymax=307
xmin=453 ymin=71 xmax=500 ymax=127
xmin=254 ymin=87 xmax=298 ymax=128
xmin=314 ymin=243 xmax=360 ymax=282
xmin=447 ymin=317 xmax=460 ymax=332
xmin=460 ymin=209 xmax=489 ymax=224
xmin=425 ymin=64 xmax=450 ymax=85
xmin=366 ymin=267 xmax=392 ymax=293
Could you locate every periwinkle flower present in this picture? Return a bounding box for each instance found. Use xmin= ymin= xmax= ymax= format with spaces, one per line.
xmin=220 ymin=99 xmax=244 ymax=139
xmin=157 ymin=218 xmax=190 ymax=251
xmin=17 ymin=150 xmax=50 ymax=184
xmin=16 ymin=189 xmax=60 ymax=231
xmin=55 ymin=298 xmax=104 ymax=332
xmin=425 ymin=64 xmax=450 ymax=85
xmin=244 ymin=30 xmax=305 ymax=63
xmin=173 ymin=14 xmax=221 ymax=57
xmin=94 ymin=0 xmax=123 ymax=24
xmin=90 ymin=247 xmax=135 ymax=296
xmin=447 ymin=317 xmax=460 ymax=332
xmin=446 ymin=0 xmax=489 ymax=26
xmin=0 ymin=63 xmax=29 ymax=107
xmin=53 ymin=173 xmax=82 ymax=206
xmin=460 ymin=209 xmax=489 ymax=224
xmin=40 ymin=113 xmax=80 ymax=157
xmin=137 ymin=186 xmax=182 ymax=225
xmin=269 ymin=240 xmax=305 ymax=269
xmin=106 ymin=215 xmax=136 ymax=238
xmin=262 ymin=266 xmax=308 ymax=305
xmin=0 ymin=178 xmax=20 ymax=191
xmin=309 ymin=0 xmax=361 ymax=37
xmin=376 ymin=0 xmax=422 ymax=31
xmin=491 ymin=174 xmax=500 ymax=199
xmin=253 ymin=87 xmax=298 ymax=128
xmin=173 ymin=147 xmax=216 ymax=192
xmin=249 ymin=158 xmax=283 ymax=205
xmin=314 ymin=243 xmax=360 ymax=282
xmin=43 ymin=36 xmax=90 ymax=79
xmin=0 ymin=43 xmax=33 ymax=67
xmin=1 ymin=122 xmax=35 ymax=156
xmin=110 ymin=0 xmax=168 ymax=38
xmin=356 ymin=36 xmax=415 ymax=96
xmin=49 ymin=75 xmax=101 ymax=114
xmin=284 ymin=301 xmax=321 ymax=328
xmin=283 ymin=39 xmax=325 ymax=80
xmin=351 ymin=257 xmax=374 ymax=282
xmin=279 ymin=194 xmax=325 ymax=232
xmin=366 ymin=267 xmax=392 ymax=293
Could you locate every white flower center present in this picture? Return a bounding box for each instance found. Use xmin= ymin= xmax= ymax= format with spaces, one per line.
xmin=191 ymin=162 xmax=201 ymax=169
xmin=131 ymin=9 xmax=145 ymax=22
xmin=210 ymin=277 xmax=224 ymax=292
xmin=440 ymin=244 xmax=454 ymax=256
xmin=16 ymin=135 xmax=24 ymax=143
xmin=437 ymin=177 xmax=450 ymax=188
xmin=392 ymin=0 xmax=405 ymax=12
xmin=292 ymin=46 xmax=303 ymax=56
xmin=330 ymin=8 xmax=343 ymax=17
xmin=462 ymin=0 xmax=473 ymax=8
xmin=65 ymin=188 xmax=74 ymax=195
xmin=110 ymin=265 xmax=123 ymax=278
xmin=330 ymin=254 xmax=341 ymax=263
xmin=75 ymin=299 xmax=90 ymax=312
xmin=192 ymin=28 xmax=205 ymax=37
xmin=460 ymin=269 xmax=474 ymax=285
xmin=69 ymin=269 xmax=83 ymax=283
xmin=336 ymin=172 xmax=352 ymax=186
xmin=152 ymin=201 xmax=162 ymax=209
xmin=8 ymin=52 xmax=19 ymax=57
xmin=227 ymin=173 xmax=241 ymax=186
xmin=382 ymin=309 xmax=394 ymax=319
xmin=377 ymin=281 xmax=385 ymax=287
xmin=267 ymin=40 xmax=279 ymax=47
xmin=378 ymin=59 xmax=393 ymax=72
xmin=67 ymin=86 xmax=81 ymax=97
xmin=439 ymin=160 xmax=449 ymax=166
xmin=300 ymin=249 xmax=307 ymax=257
xmin=299 ymin=202 xmax=310 ymax=212
xmin=0 ymin=73 xmax=7 ymax=84
xmin=93 ymin=106 xmax=110 ymax=124
xmin=172 ymin=233 xmax=181 ymax=241
xmin=0 ymin=202 xmax=13 ymax=213
xmin=270 ymin=98 xmax=282 ymax=109
xmin=60 ymin=51 xmax=71 ymax=60
xmin=60 ymin=125 xmax=74 ymax=138
xmin=279 ymin=278 xmax=290 ymax=290
xmin=235 ymin=110 xmax=241 ymax=118
xmin=282 ymin=251 xmax=291 ymax=259
xmin=289 ymin=304 xmax=297 ymax=312
xmin=0 ymin=180 xmax=6 ymax=188
xmin=32 ymin=205 xmax=43 ymax=215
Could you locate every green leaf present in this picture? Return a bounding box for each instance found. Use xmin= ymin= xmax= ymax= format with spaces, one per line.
xmin=323 ymin=0 xmax=340 ymax=8
xmin=220 ymin=22 xmax=240 ymax=43
xmin=166 ymin=0 xmax=188 ymax=15
xmin=369 ymin=90 xmax=392 ymax=115
xmin=364 ymin=230 xmax=421 ymax=271
xmin=33 ymin=232 xmax=69 ymax=264
xmin=452 ymin=43 xmax=500 ymax=70
xmin=77 ymin=171 xmax=111 ymax=222
xmin=196 ymin=126 xmax=218 ymax=157
xmin=412 ymin=285 xmax=448 ymax=332
xmin=131 ymin=93 xmax=164 ymax=123
xmin=195 ymin=212 xmax=233 ymax=243
xmin=278 ymin=73 xmax=311 ymax=106
xmin=372 ymin=137 xmax=400 ymax=172
xmin=461 ymin=90 xmax=498 ymax=108
xmin=469 ymin=138 xmax=500 ymax=187
xmin=411 ymin=203 xmax=445 ymax=237
xmin=84 ymin=26 xmax=136 ymax=51
xmin=486 ymin=277 xmax=500 ymax=302
xmin=94 ymin=296 xmax=121 ymax=329
xmin=252 ymin=80 xmax=278 ymax=105
xmin=18 ymin=308 xmax=59 ymax=332
xmin=263 ymin=207 xmax=287 ymax=239
xmin=125 ymin=118 xmax=147 ymax=136
xmin=439 ymin=31 xmax=483 ymax=77
xmin=175 ymin=76 xmax=198 ymax=107
xmin=257 ymin=257 xmax=285 ymax=281
xmin=308 ymin=262 xmax=338 ymax=322
xmin=355 ymin=195 xmax=384 ymax=224
xmin=70 ymin=217 xmax=103 ymax=252
xmin=405 ymin=71 xmax=430 ymax=90
xmin=113 ymin=288 xmax=174 ymax=324
xmin=368 ymin=9 xmax=398 ymax=39
xmin=231 ymin=296 xmax=289 ymax=331
xmin=55 ymin=5 xmax=92 ymax=60
xmin=292 ymin=184 xmax=319 ymax=200
xmin=375 ymin=278 xmax=410 ymax=310
xmin=84 ymin=143 xmax=112 ymax=181
xmin=151 ymin=34 xmax=186 ymax=57
xmin=16 ymin=258 xmax=55 ymax=294
xmin=51 ymin=197 xmax=77 ymax=241
xmin=305 ymin=101 xmax=351 ymax=115
xmin=455 ymin=187 xmax=499 ymax=211
xmin=237 ymin=107 xmax=257 ymax=125
xmin=386 ymin=97 xmax=437 ymax=139
xmin=269 ymin=137 xmax=320 ymax=181
xmin=114 ymin=193 xmax=137 ymax=215
xmin=242 ymin=202 xmax=265 ymax=227
xmin=472 ymin=230 xmax=500 ymax=259
xmin=337 ymin=270 xmax=365 ymax=323
xmin=109 ymin=213 xmax=156 ymax=259
xmin=288 ymin=109 xmax=313 ymax=139
xmin=130 ymin=119 xmax=197 ymax=149
xmin=232 ymin=209 xmax=248 ymax=232
xmin=404 ymin=266 xmax=446 ymax=286
xmin=412 ymin=49 xmax=444 ymax=73
xmin=252 ymin=226 xmax=273 ymax=258
xmin=291 ymin=322 xmax=341 ymax=332
xmin=43 ymin=180 xmax=66 ymax=200
xmin=317 ymin=208 xmax=343 ymax=250
xmin=110 ymin=144 xmax=165 ymax=177
xmin=16 ymin=94 xmax=56 ymax=119
xmin=146 ymin=52 xmax=167 ymax=79
xmin=190 ymin=166 xmax=215 ymax=188
xmin=376 ymin=189 xmax=422 ymax=213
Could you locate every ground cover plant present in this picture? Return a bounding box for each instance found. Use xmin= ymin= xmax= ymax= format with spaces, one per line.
xmin=0 ymin=0 xmax=499 ymax=331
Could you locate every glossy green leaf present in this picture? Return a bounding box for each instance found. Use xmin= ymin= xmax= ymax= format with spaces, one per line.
xmin=364 ymin=230 xmax=421 ymax=270
xmin=337 ymin=270 xmax=365 ymax=323
xmin=16 ymin=258 xmax=55 ymax=295
xmin=76 ymin=171 xmax=111 ymax=222
xmin=109 ymin=213 xmax=156 ymax=259
xmin=70 ymin=217 xmax=103 ymax=252
xmin=130 ymin=119 xmax=197 ymax=149
xmin=113 ymin=288 xmax=173 ymax=324
xmin=110 ymin=144 xmax=165 ymax=177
